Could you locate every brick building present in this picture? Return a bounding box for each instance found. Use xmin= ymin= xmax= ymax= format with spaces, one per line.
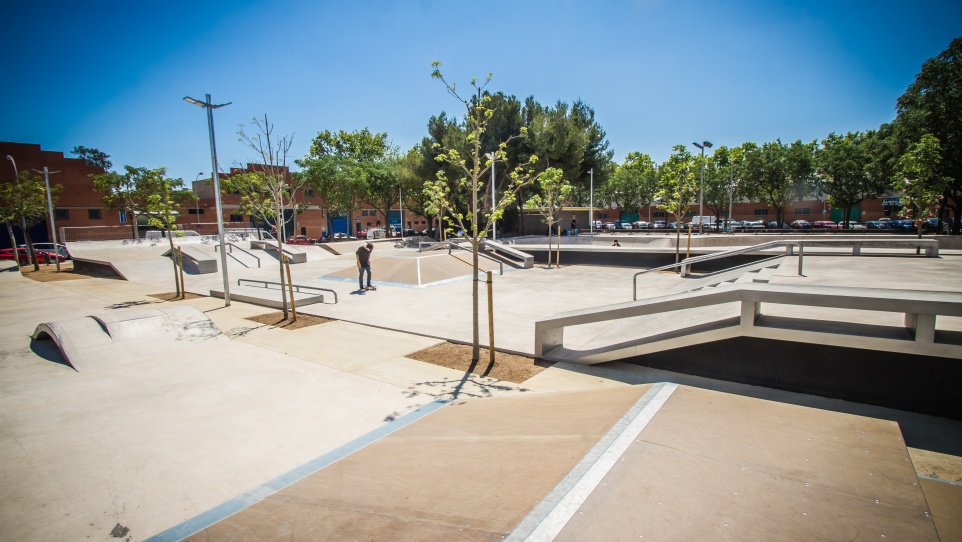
xmin=1 ymin=142 xmax=111 ymax=248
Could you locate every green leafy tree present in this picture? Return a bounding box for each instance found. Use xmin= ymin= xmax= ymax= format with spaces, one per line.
xmin=896 ymin=36 xmax=961 ymax=233
xmin=740 ymin=139 xmax=816 ymax=226
xmin=426 ymin=61 xmax=540 ymax=363
xmin=816 ymin=131 xmax=890 ymax=228
xmin=895 ymin=134 xmax=952 ymax=238
xmin=71 ymin=146 xmax=112 ymax=170
xmin=398 ymin=146 xmax=435 ymax=236
xmin=524 ymin=167 xmax=572 ymax=267
xmin=656 ymin=145 xmax=698 ymax=265
xmin=705 ymin=146 xmax=745 ymax=229
xmin=298 ymin=132 xmax=362 ymax=238
xmin=0 ymin=171 xmax=60 ymax=270
xmin=91 ymin=167 xmax=143 ymax=239
xmin=604 ymin=152 xmax=658 ymax=222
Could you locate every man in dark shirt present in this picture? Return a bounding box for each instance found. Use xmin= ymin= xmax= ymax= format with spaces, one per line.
xmin=355 ymin=243 xmax=374 ymax=290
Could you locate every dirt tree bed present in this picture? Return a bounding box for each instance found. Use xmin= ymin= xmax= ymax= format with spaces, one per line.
xmin=245 ymin=311 xmax=334 ymax=330
xmin=407 ymin=342 xmax=553 ymax=384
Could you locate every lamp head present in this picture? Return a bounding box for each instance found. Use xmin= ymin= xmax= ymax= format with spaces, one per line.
xmin=703 ymin=141 xmax=713 ymax=148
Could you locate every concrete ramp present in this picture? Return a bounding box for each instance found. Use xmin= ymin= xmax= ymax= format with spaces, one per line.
xmin=32 ymin=305 xmax=225 ymax=371
xmin=165 ymin=384 xmax=940 ymax=541
xmin=163 ymin=245 xmax=217 ymax=274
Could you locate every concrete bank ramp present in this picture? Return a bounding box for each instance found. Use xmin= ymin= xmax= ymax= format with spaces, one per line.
xmin=323 ymin=252 xmax=502 ymax=287
xmin=32 ymin=305 xmax=226 ymax=371
xmin=172 ymin=384 xmax=942 ymax=541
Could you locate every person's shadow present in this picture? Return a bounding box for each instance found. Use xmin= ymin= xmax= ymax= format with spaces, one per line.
xmin=349 ymin=289 xmax=367 ymax=295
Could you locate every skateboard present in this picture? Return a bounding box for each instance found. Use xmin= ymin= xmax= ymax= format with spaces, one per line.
xmin=364 ymin=285 xmax=377 ymax=291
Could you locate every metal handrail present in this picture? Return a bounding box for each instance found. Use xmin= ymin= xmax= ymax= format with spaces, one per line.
xmin=418 ymin=240 xmax=504 ymax=275
xmin=633 ymin=240 xmax=804 ymax=300
xmin=237 ymin=278 xmax=338 ymax=303
xmin=215 ymin=242 xmax=261 ymax=268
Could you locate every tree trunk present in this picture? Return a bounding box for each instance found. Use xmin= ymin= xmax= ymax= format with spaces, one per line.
xmin=167 ymin=231 xmax=180 ymax=296
xmin=131 ymin=209 xmax=138 ymax=240
xmin=24 ymin=228 xmax=39 ymax=271
xmin=277 ymin=202 xmax=289 ymax=319
xmin=5 ymin=221 xmax=17 ymax=254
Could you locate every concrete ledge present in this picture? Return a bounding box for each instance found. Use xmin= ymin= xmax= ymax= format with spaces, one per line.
xmin=164 ymin=245 xmax=217 ymax=274
xmin=250 ymin=241 xmax=307 ymax=263
xmin=536 ymin=283 xmax=962 ymax=362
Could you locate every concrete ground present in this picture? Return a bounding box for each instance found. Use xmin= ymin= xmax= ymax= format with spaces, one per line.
xmin=1 ymin=235 xmax=961 ymax=541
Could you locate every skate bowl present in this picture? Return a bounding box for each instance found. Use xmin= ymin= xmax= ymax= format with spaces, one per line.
xmin=31 ymin=305 xmax=226 ymax=371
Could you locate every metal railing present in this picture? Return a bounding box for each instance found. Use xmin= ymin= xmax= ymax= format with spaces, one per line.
xmin=418 ymin=240 xmax=504 ymax=275
xmin=215 ymin=242 xmax=261 ymax=268
xmin=236 ymin=278 xmax=338 ymax=303
xmin=633 ymin=241 xmax=804 ymax=300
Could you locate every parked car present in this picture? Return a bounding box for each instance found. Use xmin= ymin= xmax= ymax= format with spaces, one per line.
xmin=887 ymin=219 xmax=916 ymax=232
xmin=632 ymin=221 xmax=650 ymax=230
xmin=356 ymin=230 xmax=368 ymax=239
xmin=839 ymin=221 xmax=867 ymax=230
xmin=745 ymin=220 xmax=766 ymax=229
xmin=603 ymin=222 xmax=616 ymax=230
xmin=767 ymin=221 xmax=789 ymax=229
xmin=1 ymin=247 xmax=65 ymax=264
xmin=651 ymin=221 xmax=666 ymax=229
xmin=790 ymin=220 xmax=811 ymax=229
xmin=20 ymin=243 xmax=71 ymax=259
xmin=614 ymin=221 xmax=633 ymax=230
xmin=812 ymin=220 xmax=840 ymax=230
xmin=285 ymin=235 xmax=316 ymax=245
xmin=864 ymin=220 xmax=888 ymax=229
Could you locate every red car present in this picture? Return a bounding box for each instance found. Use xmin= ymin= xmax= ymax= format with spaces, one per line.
xmin=790 ymin=220 xmax=811 ymax=229
xmin=0 ymin=247 xmax=65 ymax=264
xmin=285 ymin=235 xmax=316 ymax=245
xmin=813 ymin=220 xmax=840 ymax=230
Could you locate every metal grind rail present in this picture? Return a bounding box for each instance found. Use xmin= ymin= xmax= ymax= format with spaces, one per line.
xmin=237 ymin=279 xmax=338 ymax=303
xmin=215 ymin=242 xmax=261 ymax=268
xmin=633 ymin=241 xmax=804 ymax=300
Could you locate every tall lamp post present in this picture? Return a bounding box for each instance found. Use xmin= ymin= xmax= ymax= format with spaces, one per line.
xmin=193 ymin=172 xmax=204 ymax=231
xmin=589 ymin=167 xmax=594 ymax=236
xmin=184 ymin=94 xmax=232 ymax=306
xmin=485 ymin=152 xmax=496 ymax=241
xmin=692 ymin=141 xmax=712 ymax=234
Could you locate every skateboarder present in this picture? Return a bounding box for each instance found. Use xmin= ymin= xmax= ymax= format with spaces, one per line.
xmin=356 ymin=243 xmax=375 ymax=290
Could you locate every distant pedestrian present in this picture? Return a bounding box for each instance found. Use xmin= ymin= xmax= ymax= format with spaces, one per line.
xmin=612 ymin=239 xmax=621 ymax=247
xmin=356 ymin=243 xmax=374 ymax=290
xmin=571 ymin=214 xmax=578 ymax=236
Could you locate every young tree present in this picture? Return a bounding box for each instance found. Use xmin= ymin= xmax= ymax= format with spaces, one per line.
xmin=91 ymin=166 xmax=143 ymax=239
xmin=138 ymin=168 xmax=197 ymax=295
xmin=427 ymin=61 xmax=540 ymax=363
xmin=895 ymin=134 xmax=952 ymax=238
xmin=228 ymin=115 xmax=296 ymax=317
xmin=656 ymin=145 xmax=698 ymax=265
xmin=524 ymin=167 xmax=572 ymax=267
xmin=0 ymin=171 xmax=59 ymax=271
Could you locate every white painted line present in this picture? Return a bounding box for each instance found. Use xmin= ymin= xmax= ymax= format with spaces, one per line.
xmin=506 ymin=382 xmax=678 ymax=542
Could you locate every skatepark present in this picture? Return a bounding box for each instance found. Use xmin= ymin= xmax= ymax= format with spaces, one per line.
xmin=1 ymin=233 xmax=961 ymax=541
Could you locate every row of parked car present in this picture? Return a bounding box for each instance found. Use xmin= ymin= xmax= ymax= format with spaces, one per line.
xmin=789 ymin=218 xmax=953 ymax=232
xmin=0 ymin=243 xmax=71 ymax=265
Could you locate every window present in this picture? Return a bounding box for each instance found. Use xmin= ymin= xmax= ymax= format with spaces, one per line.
xmin=653 ymin=211 xmax=665 ymax=218
xmin=754 ymin=208 xmax=769 ymax=216
xmin=229 ymin=214 xmax=243 ymax=222
xmin=684 ymin=210 xmax=694 ymax=218
xmin=188 ymin=208 xmax=205 ymax=215
xmin=88 ymin=208 xmax=102 ymax=220
xmin=794 ymin=207 xmax=810 ymax=214
xmin=54 ymin=209 xmax=69 ymax=221
xmin=305 ymin=189 xmax=315 ymax=197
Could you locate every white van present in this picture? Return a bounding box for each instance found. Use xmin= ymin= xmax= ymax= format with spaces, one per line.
xmin=690 ymin=216 xmax=716 ymax=227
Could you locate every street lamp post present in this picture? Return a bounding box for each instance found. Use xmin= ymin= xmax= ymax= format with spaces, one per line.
xmin=692 ymin=141 xmax=712 ymax=235
xmin=193 ymin=172 xmax=204 ymax=231
xmin=184 ymin=94 xmax=232 ymax=306
xmin=589 ymin=168 xmax=594 ymax=236
xmin=485 ymin=152 xmax=496 ymax=241
xmin=728 ymin=160 xmax=734 ymax=234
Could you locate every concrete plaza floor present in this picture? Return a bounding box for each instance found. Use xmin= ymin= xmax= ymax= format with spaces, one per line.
xmin=1 ymin=235 xmax=961 ymax=541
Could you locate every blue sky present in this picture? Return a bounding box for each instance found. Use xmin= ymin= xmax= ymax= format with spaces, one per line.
xmin=2 ymin=0 xmax=960 ymax=182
